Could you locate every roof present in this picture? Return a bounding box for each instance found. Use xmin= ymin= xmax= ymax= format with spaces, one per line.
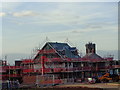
xmin=47 ymin=42 xmax=80 ymax=58
xmin=82 ymin=53 xmax=103 ymax=60
xmin=49 ymin=42 xmax=70 ymax=50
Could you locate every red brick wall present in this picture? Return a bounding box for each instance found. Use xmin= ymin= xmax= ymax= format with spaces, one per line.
xmin=23 ymin=75 xmax=36 ymax=84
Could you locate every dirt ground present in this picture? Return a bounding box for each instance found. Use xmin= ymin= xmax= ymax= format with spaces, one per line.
xmin=54 ymin=83 xmax=120 ymax=89
xmin=18 ymin=82 xmax=120 ymax=90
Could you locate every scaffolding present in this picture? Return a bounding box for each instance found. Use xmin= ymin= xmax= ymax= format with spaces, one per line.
xmin=21 ymin=42 xmax=116 ymax=86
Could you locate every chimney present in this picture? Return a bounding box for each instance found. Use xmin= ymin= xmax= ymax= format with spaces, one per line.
xmin=85 ymin=42 xmax=96 ymax=54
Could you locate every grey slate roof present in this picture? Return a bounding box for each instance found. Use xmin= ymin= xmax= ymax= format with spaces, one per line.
xmin=48 ymin=42 xmax=80 ymax=58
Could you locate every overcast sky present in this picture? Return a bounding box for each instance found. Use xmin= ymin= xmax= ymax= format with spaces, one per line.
xmin=0 ymin=2 xmax=118 ymax=64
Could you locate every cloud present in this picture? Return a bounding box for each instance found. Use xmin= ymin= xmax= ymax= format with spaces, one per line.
xmin=5 ymin=2 xmax=117 ymax=30
xmin=71 ymin=22 xmax=117 ymax=33
xmin=71 ymin=30 xmax=81 ymax=33
xmin=12 ymin=11 xmax=38 ymax=17
xmin=11 ymin=11 xmax=100 ymax=26
xmin=0 ymin=12 xmax=6 ymax=17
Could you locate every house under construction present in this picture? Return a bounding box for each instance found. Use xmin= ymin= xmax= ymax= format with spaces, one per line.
xmin=21 ymin=42 xmax=119 ymax=86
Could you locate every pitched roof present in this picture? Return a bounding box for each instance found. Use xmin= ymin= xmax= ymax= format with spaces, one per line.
xmin=82 ymin=53 xmax=103 ymax=60
xmin=48 ymin=42 xmax=70 ymax=50
xmin=47 ymin=42 xmax=80 ymax=58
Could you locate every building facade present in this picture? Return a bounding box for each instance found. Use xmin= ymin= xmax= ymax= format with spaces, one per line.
xmin=21 ymin=42 xmax=119 ymax=86
xmin=1 ymin=60 xmax=22 ymax=83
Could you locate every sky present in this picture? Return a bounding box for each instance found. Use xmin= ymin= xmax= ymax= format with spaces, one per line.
xmin=0 ymin=1 xmax=118 ymax=64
